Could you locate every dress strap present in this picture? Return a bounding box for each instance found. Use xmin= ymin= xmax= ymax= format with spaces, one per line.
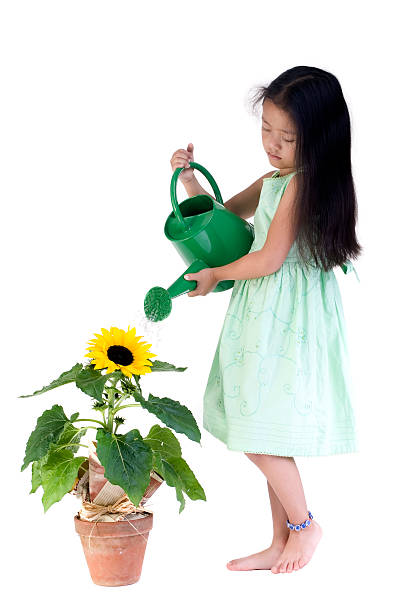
xmin=271 ymin=170 xmax=297 ymax=178
xmin=340 ymin=259 xmax=360 ymax=283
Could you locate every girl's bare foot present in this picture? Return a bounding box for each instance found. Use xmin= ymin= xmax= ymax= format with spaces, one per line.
xmin=227 ymin=538 xmax=288 ymax=571
xmin=271 ymin=520 xmax=323 ymax=573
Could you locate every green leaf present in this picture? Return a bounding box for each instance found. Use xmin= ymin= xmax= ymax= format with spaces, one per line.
xmin=41 ymin=449 xmax=86 ymax=512
xmin=30 ymin=424 xmax=86 ymax=495
xmin=167 ymin=456 xmax=206 ymax=502
xmin=135 ymin=393 xmax=201 ymax=443
xmin=55 ymin=422 xmax=85 ymax=454
xmin=153 ymin=452 xmax=186 ymax=513
xmin=31 ymin=457 xmax=47 ymax=493
xmin=151 ymin=451 xmax=206 ymax=513
xmin=18 ymin=363 xmax=83 ymax=398
xmin=21 ymin=405 xmax=70 ymax=471
xmin=95 ymin=429 xmax=153 ymax=506
xmin=146 ymin=360 xmax=188 ymax=373
xmin=144 ymin=424 xmax=182 ymax=458
xmin=75 ymin=366 xmax=115 ymax=401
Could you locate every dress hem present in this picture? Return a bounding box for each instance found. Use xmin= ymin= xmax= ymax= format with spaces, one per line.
xmin=203 ymin=422 xmax=359 ymax=457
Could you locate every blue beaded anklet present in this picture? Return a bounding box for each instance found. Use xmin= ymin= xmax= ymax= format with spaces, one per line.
xmin=286 ymin=511 xmax=313 ymax=531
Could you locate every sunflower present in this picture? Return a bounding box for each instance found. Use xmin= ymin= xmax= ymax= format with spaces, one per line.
xmin=85 ymin=326 xmax=157 ymax=378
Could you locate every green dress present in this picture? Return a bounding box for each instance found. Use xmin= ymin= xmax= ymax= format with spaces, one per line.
xmin=202 ymin=169 xmax=360 ymax=456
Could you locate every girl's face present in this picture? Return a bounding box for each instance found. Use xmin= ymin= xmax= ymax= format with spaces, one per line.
xmin=261 ymin=99 xmax=297 ymax=174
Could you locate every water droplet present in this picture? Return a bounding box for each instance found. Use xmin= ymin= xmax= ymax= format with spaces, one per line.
xmin=133 ymin=308 xmax=168 ymax=351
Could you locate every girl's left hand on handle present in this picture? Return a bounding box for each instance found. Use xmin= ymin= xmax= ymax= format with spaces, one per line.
xmin=184 ymin=269 xmax=219 ymax=296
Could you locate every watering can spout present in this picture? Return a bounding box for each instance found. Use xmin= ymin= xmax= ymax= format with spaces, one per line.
xmin=167 ymin=259 xmax=209 ymax=299
xmin=144 ymin=260 xmax=209 ymax=323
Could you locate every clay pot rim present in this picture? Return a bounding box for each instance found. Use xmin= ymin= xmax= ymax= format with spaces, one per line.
xmin=74 ymin=512 xmax=153 ymax=537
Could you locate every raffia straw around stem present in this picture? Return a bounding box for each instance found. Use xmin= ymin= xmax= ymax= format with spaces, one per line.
xmin=77 ymin=494 xmax=152 ymax=550
xmin=79 ymin=493 xmax=146 ymax=521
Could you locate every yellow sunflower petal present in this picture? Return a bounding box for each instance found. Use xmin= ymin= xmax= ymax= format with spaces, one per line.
xmin=85 ymin=326 xmax=158 ymax=378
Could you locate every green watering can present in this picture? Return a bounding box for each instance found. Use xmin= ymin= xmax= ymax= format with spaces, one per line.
xmin=144 ymin=162 xmax=255 ymax=322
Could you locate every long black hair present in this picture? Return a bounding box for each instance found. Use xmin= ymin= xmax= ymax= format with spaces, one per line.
xmin=249 ymin=66 xmax=362 ymax=272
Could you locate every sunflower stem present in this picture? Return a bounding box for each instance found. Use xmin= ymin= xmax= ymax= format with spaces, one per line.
xmin=112 ymin=402 xmax=142 ymax=414
xmin=106 ymin=387 xmax=116 ymax=433
xmin=52 ymin=443 xmax=89 ymax=451
xmin=75 ymin=418 xmax=106 ymax=428
xmin=110 ymin=373 xmax=122 ymax=389
xmin=114 ymin=393 xmax=128 ymax=410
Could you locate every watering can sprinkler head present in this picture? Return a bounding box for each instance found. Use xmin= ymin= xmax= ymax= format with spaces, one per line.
xmin=144 ymin=259 xmax=210 ymax=322
xmin=144 ymin=286 xmax=172 ymax=323
xmin=143 ymin=162 xmax=255 ymax=323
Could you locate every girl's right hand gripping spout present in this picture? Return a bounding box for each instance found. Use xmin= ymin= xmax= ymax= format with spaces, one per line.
xmin=170 ymin=143 xmax=195 ymax=184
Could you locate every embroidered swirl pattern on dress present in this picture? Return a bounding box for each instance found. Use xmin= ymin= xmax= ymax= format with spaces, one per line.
xmin=202 ymin=171 xmax=358 ymax=456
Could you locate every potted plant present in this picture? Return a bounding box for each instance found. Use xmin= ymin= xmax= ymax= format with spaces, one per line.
xmin=20 ymin=325 xmax=206 ymax=587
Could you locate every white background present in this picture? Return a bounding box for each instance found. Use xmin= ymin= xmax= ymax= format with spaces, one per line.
xmin=2 ymin=0 xmax=414 ymax=609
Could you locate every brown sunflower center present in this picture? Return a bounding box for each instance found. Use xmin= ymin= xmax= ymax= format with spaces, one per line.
xmin=107 ymin=345 xmax=134 ymax=366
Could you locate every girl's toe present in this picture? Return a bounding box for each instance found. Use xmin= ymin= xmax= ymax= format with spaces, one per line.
xmin=286 ymin=561 xmax=293 ymax=572
xmin=293 ymin=560 xmax=300 ymax=571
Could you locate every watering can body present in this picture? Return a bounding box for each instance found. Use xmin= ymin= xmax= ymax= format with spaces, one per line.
xmin=144 ymin=162 xmax=255 ymax=321
xmin=164 ymin=191 xmax=254 ymax=296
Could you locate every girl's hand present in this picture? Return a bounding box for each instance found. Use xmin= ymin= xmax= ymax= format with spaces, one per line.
xmin=170 ymin=143 xmax=195 ymax=184
xmin=184 ymin=268 xmax=219 ymax=297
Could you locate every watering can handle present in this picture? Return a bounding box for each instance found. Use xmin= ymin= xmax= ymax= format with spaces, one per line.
xmin=170 ymin=162 xmax=224 ymax=230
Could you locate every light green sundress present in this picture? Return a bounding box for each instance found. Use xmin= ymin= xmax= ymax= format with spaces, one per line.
xmin=202 ymin=169 xmax=360 ymax=456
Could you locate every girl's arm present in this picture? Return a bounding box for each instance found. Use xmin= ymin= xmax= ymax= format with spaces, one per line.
xmin=212 ymin=176 xmax=298 ymax=281
xmin=184 ymin=171 xmax=274 ymax=219
xmin=222 ymin=171 xmax=274 ymax=218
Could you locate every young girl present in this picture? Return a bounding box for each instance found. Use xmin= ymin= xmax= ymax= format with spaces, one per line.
xmin=170 ymin=66 xmax=362 ymax=575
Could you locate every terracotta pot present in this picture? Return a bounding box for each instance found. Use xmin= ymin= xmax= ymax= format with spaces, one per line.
xmin=74 ymin=512 xmax=153 ymax=586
